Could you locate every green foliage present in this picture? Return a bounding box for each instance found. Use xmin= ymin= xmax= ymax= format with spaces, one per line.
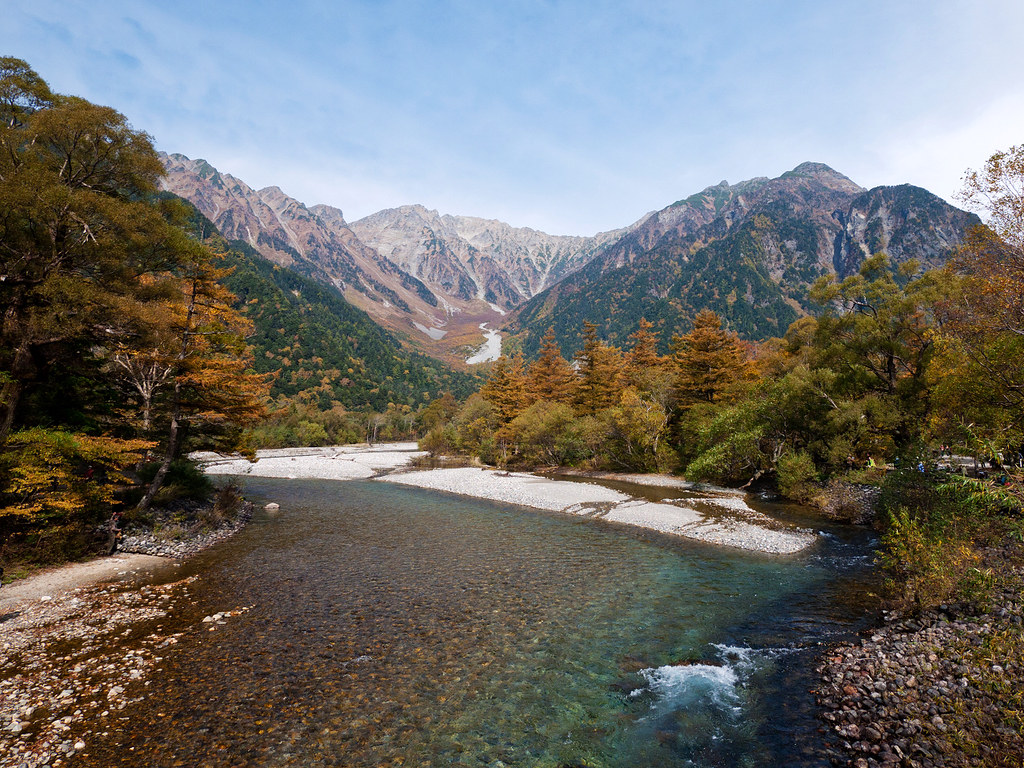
xmin=776 ymin=450 xmax=819 ymax=503
xmin=878 ymin=505 xmax=979 ymax=611
xmin=137 ymin=459 xmax=213 ymax=504
xmin=503 ymin=401 xmax=587 ymax=467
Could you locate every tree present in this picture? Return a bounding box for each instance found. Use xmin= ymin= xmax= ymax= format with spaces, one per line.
xmin=624 ymin=318 xmax=672 ymax=404
xmin=479 ymin=354 xmax=528 ymax=424
xmin=670 ymin=310 xmax=749 ymax=407
xmin=525 ymin=327 xmax=577 ymax=404
xmin=0 ymin=58 xmax=168 ymax=441
xmin=809 ymin=254 xmax=946 ymax=452
xmin=136 ymin=255 xmax=269 ymax=511
xmin=948 ymin=145 xmax=1024 ymax=419
xmin=574 ymin=321 xmax=625 ymax=415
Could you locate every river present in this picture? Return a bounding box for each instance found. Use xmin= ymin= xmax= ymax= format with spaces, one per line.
xmin=74 ymin=477 xmax=876 ymax=767
xmin=466 ymin=323 xmax=502 ymax=364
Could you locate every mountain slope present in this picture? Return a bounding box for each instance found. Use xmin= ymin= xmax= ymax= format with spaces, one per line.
xmin=508 ymin=163 xmax=979 ymax=357
xmin=167 ymin=196 xmax=479 ymax=408
xmin=160 ymin=154 xmax=619 ymax=363
xmin=348 ymin=205 xmax=623 ymax=308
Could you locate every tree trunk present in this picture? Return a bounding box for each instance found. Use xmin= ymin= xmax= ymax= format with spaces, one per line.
xmin=0 ymin=340 xmax=30 ymax=444
xmin=136 ymin=384 xmax=183 ymax=513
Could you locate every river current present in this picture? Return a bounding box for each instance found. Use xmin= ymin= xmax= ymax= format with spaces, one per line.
xmin=75 ymin=477 xmax=876 ymax=767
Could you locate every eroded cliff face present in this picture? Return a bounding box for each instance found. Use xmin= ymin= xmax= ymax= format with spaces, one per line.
xmin=348 ymin=205 xmax=623 ymax=310
xmin=833 ymin=184 xmax=979 ymax=278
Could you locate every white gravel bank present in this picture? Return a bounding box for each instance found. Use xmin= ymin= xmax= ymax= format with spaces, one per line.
xmin=382 ymin=467 xmax=815 ymax=554
xmin=379 ymin=467 xmax=629 ymax=511
xmin=195 ymin=443 xmax=425 ymax=480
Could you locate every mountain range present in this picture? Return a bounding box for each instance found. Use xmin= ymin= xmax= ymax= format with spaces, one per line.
xmin=160 ymin=154 xmax=980 ymax=364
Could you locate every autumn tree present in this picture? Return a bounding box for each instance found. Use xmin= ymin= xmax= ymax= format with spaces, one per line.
xmin=670 ymin=310 xmax=749 ymax=407
xmin=136 ymin=254 xmax=269 ymax=512
xmin=526 ymin=327 xmax=577 ymax=404
xmin=624 ymin=318 xmax=672 ymax=403
xmin=947 ymin=145 xmax=1024 ymax=419
xmin=574 ymin=321 xmax=625 ymax=415
xmin=479 ymin=353 xmax=529 ymax=424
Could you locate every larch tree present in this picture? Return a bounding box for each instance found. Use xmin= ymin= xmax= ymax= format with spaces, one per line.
xmin=574 ymin=321 xmax=625 ymax=415
xmin=136 ymin=251 xmax=270 ymax=512
xmin=479 ymin=353 xmax=529 ymax=425
xmin=624 ymin=318 xmax=672 ymax=404
xmin=670 ymin=310 xmax=749 ymax=407
xmin=526 ymin=327 xmax=578 ymax=405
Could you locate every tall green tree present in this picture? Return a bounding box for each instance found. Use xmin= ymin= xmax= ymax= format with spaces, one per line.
xmin=0 ymin=57 xmax=168 ymax=440
xmin=809 ymin=254 xmax=945 ymax=452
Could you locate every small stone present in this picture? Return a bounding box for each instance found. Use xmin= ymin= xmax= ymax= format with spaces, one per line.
xmin=74 ymin=740 xmax=85 ymax=750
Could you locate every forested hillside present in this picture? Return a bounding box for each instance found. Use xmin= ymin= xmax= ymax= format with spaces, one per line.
xmin=171 ymin=201 xmax=478 ymax=411
xmin=508 ymin=164 xmax=979 ymax=358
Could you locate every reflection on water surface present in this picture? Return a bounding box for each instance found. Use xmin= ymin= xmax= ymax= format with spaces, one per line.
xmin=75 ymin=477 xmax=875 ymax=767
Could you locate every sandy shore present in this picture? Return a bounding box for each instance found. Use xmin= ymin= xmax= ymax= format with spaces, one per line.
xmin=0 ymin=554 xmax=171 ymax=609
xmin=196 ymin=445 xmax=815 ymax=554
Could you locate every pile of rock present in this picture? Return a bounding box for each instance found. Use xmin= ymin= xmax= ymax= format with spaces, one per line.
xmin=818 ymin=481 xmax=882 ymax=524
xmin=817 ymin=550 xmax=1024 ymax=767
xmin=119 ymin=502 xmax=253 ymax=559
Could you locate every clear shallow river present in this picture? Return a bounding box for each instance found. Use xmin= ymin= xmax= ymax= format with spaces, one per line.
xmin=76 ymin=478 xmax=876 ymax=767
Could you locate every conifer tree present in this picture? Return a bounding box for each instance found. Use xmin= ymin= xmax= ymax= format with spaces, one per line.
xmin=479 ymin=353 xmax=528 ymax=424
xmin=574 ymin=321 xmax=625 ymax=415
xmin=526 ymin=327 xmax=578 ymax=404
xmin=136 ymin=254 xmax=270 ymax=511
xmin=625 ymin=318 xmax=671 ymax=400
xmin=670 ymin=310 xmax=749 ymax=407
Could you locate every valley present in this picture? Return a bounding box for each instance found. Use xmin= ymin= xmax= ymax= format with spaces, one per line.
xmin=161 ymin=154 xmax=978 ymax=364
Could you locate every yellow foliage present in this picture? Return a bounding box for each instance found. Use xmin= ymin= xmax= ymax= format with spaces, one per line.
xmin=1 ymin=428 xmax=152 ymax=520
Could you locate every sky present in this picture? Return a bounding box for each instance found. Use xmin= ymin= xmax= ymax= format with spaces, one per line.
xmin=4 ymin=0 xmax=1023 ymax=235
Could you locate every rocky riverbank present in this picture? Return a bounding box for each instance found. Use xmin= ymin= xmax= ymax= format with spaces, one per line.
xmin=0 ymin=573 xmax=197 ymax=768
xmin=817 ymin=542 xmax=1024 ymax=767
xmin=118 ymin=500 xmax=254 ymax=559
xmin=0 ymin=495 xmax=257 ymax=767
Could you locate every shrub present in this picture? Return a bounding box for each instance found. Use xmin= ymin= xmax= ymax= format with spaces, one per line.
xmin=138 ymin=459 xmax=213 ymax=504
xmin=878 ymin=506 xmax=979 ymax=611
xmin=776 ymin=450 xmax=819 ymax=503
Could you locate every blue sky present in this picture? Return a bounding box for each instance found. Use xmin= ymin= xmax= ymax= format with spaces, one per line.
xmin=4 ymin=0 xmax=1023 ymax=234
